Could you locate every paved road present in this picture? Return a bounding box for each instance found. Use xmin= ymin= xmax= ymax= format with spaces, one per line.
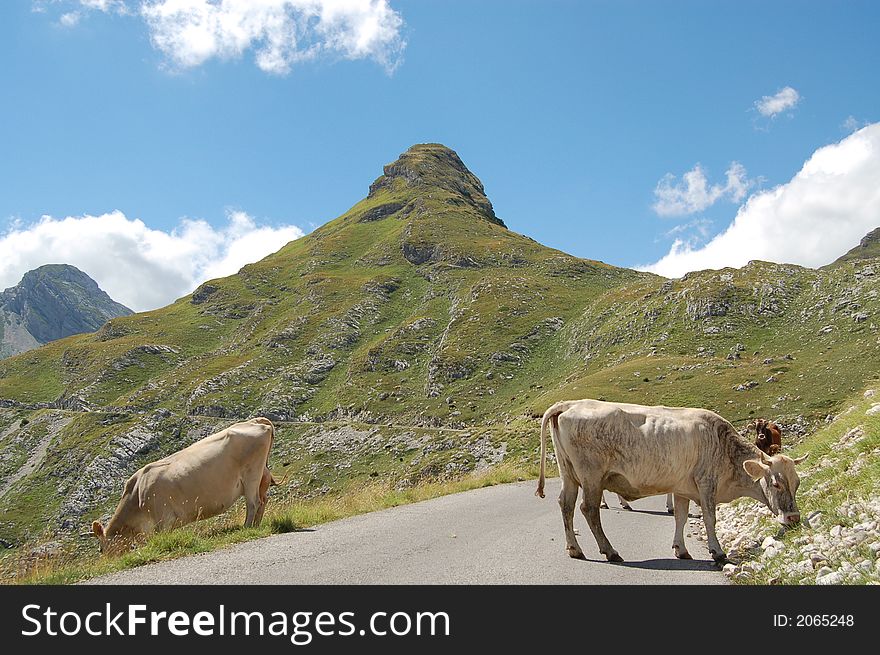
xmin=88 ymin=479 xmax=725 ymax=585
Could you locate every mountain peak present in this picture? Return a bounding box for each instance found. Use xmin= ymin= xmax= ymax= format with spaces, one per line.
xmin=18 ymin=263 xmax=100 ymax=290
xmin=368 ymin=143 xmax=505 ymax=227
xmin=1 ymin=264 xmax=132 ymax=354
xmin=859 ymin=226 xmax=880 ymax=247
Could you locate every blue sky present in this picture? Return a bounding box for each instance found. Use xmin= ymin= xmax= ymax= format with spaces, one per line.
xmin=1 ymin=1 xmax=879 ymax=310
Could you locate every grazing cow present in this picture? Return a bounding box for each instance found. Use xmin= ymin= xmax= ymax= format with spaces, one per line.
xmin=754 ymin=418 xmax=783 ymax=455
xmin=92 ymin=417 xmax=280 ymax=554
xmin=536 ymin=399 xmax=807 ymax=562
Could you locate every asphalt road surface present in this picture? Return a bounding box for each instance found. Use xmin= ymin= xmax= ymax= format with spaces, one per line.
xmin=88 ymin=479 xmax=725 ymax=585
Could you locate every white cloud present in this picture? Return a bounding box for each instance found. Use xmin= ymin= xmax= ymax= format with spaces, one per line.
xmin=39 ymin=0 xmax=130 ymax=14
xmin=0 ymin=210 xmax=304 ymax=312
xmin=39 ymin=1 xmax=405 ymax=74
xmin=140 ymin=0 xmax=405 ymax=74
xmin=79 ymin=0 xmax=129 ymax=11
xmin=661 ymin=218 xmax=714 ymax=242
xmin=842 ymin=115 xmax=868 ymax=133
xmin=652 ymin=162 xmax=754 ymax=216
xmin=59 ymin=10 xmax=81 ymax=26
xmin=755 ymin=86 xmax=800 ymax=118
xmin=642 ymin=123 xmax=880 ymax=278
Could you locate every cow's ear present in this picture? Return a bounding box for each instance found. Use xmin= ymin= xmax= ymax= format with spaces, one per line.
xmin=743 ymin=459 xmax=770 ymax=481
xmin=92 ymin=521 xmax=104 ymax=539
xmin=792 ymin=452 xmax=809 ymax=464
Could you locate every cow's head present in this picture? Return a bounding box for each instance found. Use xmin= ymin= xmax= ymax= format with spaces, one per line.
xmin=91 ymin=520 xmax=133 ymax=555
xmin=743 ymin=452 xmax=808 ymax=526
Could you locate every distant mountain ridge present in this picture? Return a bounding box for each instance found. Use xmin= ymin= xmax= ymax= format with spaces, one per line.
xmin=0 ymin=264 xmax=132 ymax=359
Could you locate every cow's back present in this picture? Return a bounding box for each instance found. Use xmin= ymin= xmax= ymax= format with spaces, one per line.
xmin=555 ymin=400 xmax=727 ymax=495
xmin=137 ymin=420 xmax=274 ymax=527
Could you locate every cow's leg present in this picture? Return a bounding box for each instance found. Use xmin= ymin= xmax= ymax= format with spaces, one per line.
xmin=580 ymin=483 xmax=622 ymax=562
xmin=672 ymin=494 xmax=692 ymax=559
xmin=254 ymin=469 xmax=272 ymax=527
xmin=697 ymin=481 xmax=726 ymax=562
xmin=242 ymin=473 xmax=261 ymax=528
xmin=666 ymin=493 xmax=675 ymax=514
xmin=244 ymin=498 xmax=258 ymax=527
xmin=559 ymin=475 xmax=584 ymax=559
xmin=600 ymin=492 xmax=632 ymax=511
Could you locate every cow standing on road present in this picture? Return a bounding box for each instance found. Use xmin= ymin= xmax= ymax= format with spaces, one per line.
xmin=92 ymin=417 xmax=280 ymax=554
xmin=536 ymin=399 xmax=807 ymax=562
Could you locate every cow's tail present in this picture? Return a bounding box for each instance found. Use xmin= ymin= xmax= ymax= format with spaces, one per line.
xmin=536 ymin=402 xmax=568 ymax=499
xmin=252 ymin=416 xmax=279 ymax=480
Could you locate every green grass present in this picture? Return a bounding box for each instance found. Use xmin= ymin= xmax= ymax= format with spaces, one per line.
xmin=4 ymin=462 xmax=535 ymax=585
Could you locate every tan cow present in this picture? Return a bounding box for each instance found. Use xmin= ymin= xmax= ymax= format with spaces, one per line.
xmin=536 ymin=399 xmax=807 ymax=563
xmin=92 ymin=417 xmax=280 ymax=554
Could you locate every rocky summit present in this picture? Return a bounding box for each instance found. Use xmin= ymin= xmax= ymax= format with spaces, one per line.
xmin=366 ymin=143 xmax=504 ymax=227
xmin=0 ymin=264 xmax=132 ymax=359
xmin=0 ymin=145 xmax=878 ymax=554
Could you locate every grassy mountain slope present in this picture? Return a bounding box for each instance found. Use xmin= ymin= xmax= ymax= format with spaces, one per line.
xmin=0 ymin=145 xmax=642 ymax=421
xmin=529 ymin=259 xmax=880 ymax=432
xmin=0 ymin=144 xmax=878 ymax=571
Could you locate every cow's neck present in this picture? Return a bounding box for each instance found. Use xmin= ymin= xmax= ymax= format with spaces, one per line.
xmin=730 ymin=447 xmax=771 ymax=507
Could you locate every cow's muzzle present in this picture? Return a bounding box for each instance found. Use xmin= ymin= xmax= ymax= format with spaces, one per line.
xmin=778 ymin=512 xmax=800 ymax=526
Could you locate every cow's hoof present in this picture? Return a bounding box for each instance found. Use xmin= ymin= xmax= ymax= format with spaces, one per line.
xmin=567 ymin=546 xmax=586 ymax=560
xmin=605 ymin=552 xmax=624 ymax=563
xmin=673 ymin=546 xmax=692 ymax=560
xmin=711 ymin=550 xmax=728 ymax=563
xmin=600 ymin=502 xmax=608 ymax=509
